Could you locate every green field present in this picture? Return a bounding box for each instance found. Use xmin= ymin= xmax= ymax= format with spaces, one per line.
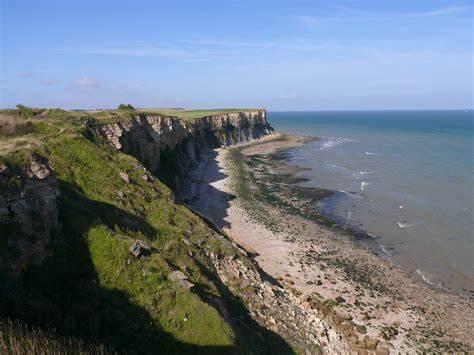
xmin=0 ymin=107 xmax=290 ymax=354
xmin=140 ymin=108 xmax=263 ymax=120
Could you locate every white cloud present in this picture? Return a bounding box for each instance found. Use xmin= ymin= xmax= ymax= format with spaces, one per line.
xmin=279 ymin=93 xmax=297 ymax=99
xmin=407 ymin=6 xmax=469 ymax=17
xmin=180 ymin=39 xmax=256 ymax=47
xmin=40 ymin=79 xmax=61 ymax=86
xmin=297 ymin=5 xmax=471 ymax=28
xmin=16 ymin=71 xmax=35 ymax=78
xmin=15 ymin=68 xmax=63 ymax=78
xmin=64 ymin=45 xmax=211 ymax=61
xmin=69 ymin=77 xmax=99 ymax=90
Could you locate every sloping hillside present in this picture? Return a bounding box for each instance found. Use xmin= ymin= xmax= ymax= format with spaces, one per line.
xmin=0 ymin=108 xmax=296 ymax=354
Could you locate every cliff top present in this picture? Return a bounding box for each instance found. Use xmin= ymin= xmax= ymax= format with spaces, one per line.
xmin=140 ymin=108 xmax=264 ymax=120
xmin=0 ymin=106 xmax=266 ymax=157
xmin=0 ymin=103 xmax=285 ymax=353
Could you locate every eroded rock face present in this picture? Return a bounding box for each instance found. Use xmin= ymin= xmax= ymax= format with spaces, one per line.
xmin=87 ymin=110 xmax=273 ymax=193
xmin=205 ymin=244 xmax=351 ymax=353
xmin=0 ymin=154 xmax=60 ymax=272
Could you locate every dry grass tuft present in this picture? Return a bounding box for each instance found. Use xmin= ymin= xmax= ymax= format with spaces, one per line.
xmin=0 ymin=319 xmax=114 ymax=354
xmin=0 ymin=115 xmax=33 ymax=137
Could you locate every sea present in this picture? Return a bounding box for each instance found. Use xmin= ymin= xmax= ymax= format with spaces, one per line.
xmin=269 ymin=110 xmax=473 ymax=293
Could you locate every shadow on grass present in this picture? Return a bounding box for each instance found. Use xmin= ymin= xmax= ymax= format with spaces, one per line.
xmin=0 ymin=181 xmax=239 ymax=353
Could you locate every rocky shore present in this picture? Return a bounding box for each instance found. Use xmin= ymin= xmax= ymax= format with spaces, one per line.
xmin=188 ymin=134 xmax=474 ymax=353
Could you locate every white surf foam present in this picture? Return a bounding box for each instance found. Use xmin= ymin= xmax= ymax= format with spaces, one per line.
xmin=337 ymin=190 xmax=363 ymax=199
xmin=416 ymin=269 xmax=435 ymax=285
xmin=364 ymin=151 xmax=380 ymax=156
xmin=397 ymin=221 xmax=415 ymax=228
xmin=360 ymin=181 xmax=370 ymax=191
xmin=380 ymin=244 xmax=393 ymax=257
xmin=327 ymin=163 xmax=349 ymax=171
xmin=320 ymin=137 xmax=352 ymax=151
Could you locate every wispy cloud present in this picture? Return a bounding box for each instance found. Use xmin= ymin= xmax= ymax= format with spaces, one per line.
xmin=67 ymin=77 xmax=99 ymax=91
xmin=297 ymin=5 xmax=471 ymax=28
xmin=40 ymin=79 xmax=61 ymax=86
xmin=406 ymin=6 xmax=469 ymax=17
xmin=75 ymin=77 xmax=98 ymax=87
xmin=64 ymin=44 xmax=212 ymax=61
xmin=279 ymin=93 xmax=297 ymax=99
xmin=180 ymin=39 xmax=256 ymax=48
xmin=16 ymin=68 xmax=63 ymax=79
xmin=16 ymin=71 xmax=35 ymax=78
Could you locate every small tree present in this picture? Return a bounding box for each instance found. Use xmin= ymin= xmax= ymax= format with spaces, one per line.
xmin=16 ymin=104 xmax=34 ymax=118
xmin=118 ymin=104 xmax=135 ymax=110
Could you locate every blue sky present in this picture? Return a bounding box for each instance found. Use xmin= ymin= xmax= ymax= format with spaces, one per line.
xmin=0 ymin=0 xmax=472 ymax=110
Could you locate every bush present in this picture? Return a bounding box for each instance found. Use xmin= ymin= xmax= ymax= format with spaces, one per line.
xmin=117 ymin=104 xmax=135 ymax=111
xmin=16 ymin=105 xmax=34 ymax=118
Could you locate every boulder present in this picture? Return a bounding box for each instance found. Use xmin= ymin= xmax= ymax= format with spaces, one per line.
xmin=129 ymin=240 xmax=152 ymax=258
xmin=375 ymin=347 xmax=390 ymax=355
xmin=363 ymin=336 xmax=379 ymax=350
xmin=119 ymin=171 xmax=129 ymax=183
xmin=168 ymin=270 xmax=194 ymax=290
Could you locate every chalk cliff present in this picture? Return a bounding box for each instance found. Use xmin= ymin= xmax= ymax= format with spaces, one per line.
xmin=86 ymin=110 xmax=273 ymax=192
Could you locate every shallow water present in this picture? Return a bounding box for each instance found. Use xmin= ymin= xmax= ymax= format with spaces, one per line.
xmin=269 ymin=110 xmax=474 ymax=292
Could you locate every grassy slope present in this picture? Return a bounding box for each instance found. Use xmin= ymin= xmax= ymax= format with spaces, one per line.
xmin=0 ymin=110 xmax=280 ymax=353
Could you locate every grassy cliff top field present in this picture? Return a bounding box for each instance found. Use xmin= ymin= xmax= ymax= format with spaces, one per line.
xmin=0 ymin=106 xmax=288 ymax=354
xmin=0 ymin=106 xmax=263 ymax=126
xmin=140 ymin=108 xmax=264 ymax=120
xmin=0 ymin=106 xmax=263 ymax=158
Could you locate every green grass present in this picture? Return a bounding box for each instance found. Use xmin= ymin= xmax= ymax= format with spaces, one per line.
xmin=140 ymin=109 xmax=263 ymax=120
xmin=0 ymin=108 xmax=293 ymax=354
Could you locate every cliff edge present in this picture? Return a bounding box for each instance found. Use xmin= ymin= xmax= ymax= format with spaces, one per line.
xmin=86 ymin=110 xmax=273 ymax=192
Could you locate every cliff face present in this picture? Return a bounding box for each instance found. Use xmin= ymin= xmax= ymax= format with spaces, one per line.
xmin=87 ymin=110 xmax=273 ymax=192
xmin=0 ymin=154 xmax=60 ymax=273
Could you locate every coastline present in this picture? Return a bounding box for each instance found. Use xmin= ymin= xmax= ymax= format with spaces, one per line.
xmin=188 ymin=134 xmax=473 ymax=352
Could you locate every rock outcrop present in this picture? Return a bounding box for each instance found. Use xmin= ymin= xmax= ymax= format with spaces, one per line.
xmin=86 ymin=110 xmax=273 ymax=193
xmin=205 ymin=239 xmax=351 ymax=353
xmin=0 ymin=154 xmax=60 ymax=272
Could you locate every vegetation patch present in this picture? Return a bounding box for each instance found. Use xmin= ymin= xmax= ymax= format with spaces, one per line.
xmin=0 ymin=107 xmax=287 ymax=353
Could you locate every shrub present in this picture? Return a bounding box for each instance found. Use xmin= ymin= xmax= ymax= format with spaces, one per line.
xmin=16 ymin=105 xmax=34 ymax=118
xmin=117 ymin=104 xmax=135 ymax=111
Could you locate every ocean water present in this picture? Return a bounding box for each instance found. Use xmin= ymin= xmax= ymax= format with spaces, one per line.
xmin=269 ymin=111 xmax=474 ymax=293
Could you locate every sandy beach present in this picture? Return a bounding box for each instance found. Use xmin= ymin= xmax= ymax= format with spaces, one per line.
xmin=188 ymin=134 xmax=474 ymax=353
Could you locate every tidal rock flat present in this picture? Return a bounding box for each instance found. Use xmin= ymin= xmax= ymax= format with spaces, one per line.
xmin=188 ymin=134 xmax=474 ymax=353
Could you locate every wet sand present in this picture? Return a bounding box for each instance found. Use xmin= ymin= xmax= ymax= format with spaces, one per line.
xmin=188 ymin=134 xmax=473 ymax=353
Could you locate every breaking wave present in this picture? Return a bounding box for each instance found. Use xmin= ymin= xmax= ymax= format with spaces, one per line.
xmin=337 ymin=190 xmax=363 ymax=199
xmin=416 ymin=269 xmax=436 ymax=285
xmin=320 ymin=137 xmax=353 ymax=150
xmin=397 ymin=221 xmax=415 ymax=228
